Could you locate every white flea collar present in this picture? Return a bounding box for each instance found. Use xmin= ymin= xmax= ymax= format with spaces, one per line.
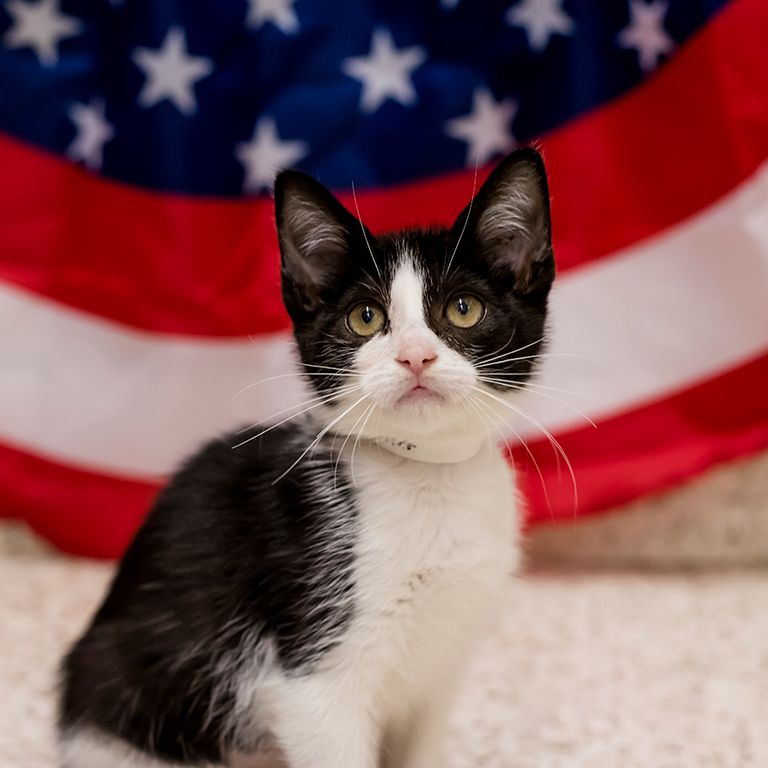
xmin=370 ymin=431 xmax=487 ymax=464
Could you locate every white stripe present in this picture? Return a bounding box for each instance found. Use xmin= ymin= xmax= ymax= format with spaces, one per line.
xmin=0 ymin=291 xmax=303 ymax=477
xmin=1 ymin=164 xmax=767 ymax=476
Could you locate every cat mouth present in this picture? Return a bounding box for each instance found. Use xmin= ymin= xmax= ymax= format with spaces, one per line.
xmin=397 ymin=384 xmax=444 ymax=406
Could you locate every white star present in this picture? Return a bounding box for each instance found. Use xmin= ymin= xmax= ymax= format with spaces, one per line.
xmin=342 ymin=28 xmax=427 ymax=113
xmin=2 ymin=0 xmax=82 ymax=66
xmin=236 ymin=117 xmax=308 ymax=193
xmin=132 ymin=27 xmax=214 ymax=115
xmin=66 ymin=98 xmax=114 ymax=170
xmin=445 ymin=87 xmax=518 ymax=167
xmin=617 ymin=0 xmax=674 ymax=73
xmin=506 ymin=0 xmax=575 ymax=51
xmin=441 ymin=0 xmax=461 ymax=9
xmin=246 ymin=0 xmax=299 ymax=34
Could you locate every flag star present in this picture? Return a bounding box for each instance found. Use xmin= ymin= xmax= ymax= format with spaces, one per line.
xmin=2 ymin=0 xmax=82 ymax=66
xmin=506 ymin=0 xmax=575 ymax=52
xmin=132 ymin=27 xmax=214 ymax=115
xmin=445 ymin=87 xmax=518 ymax=167
xmin=342 ymin=28 xmax=427 ymax=113
xmin=246 ymin=0 xmax=299 ymax=34
xmin=236 ymin=117 xmax=308 ymax=193
xmin=66 ymin=98 xmax=114 ymax=170
xmin=441 ymin=0 xmax=461 ymax=9
xmin=617 ymin=0 xmax=674 ymax=73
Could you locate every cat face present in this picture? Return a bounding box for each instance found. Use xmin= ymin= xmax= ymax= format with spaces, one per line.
xmin=275 ymin=149 xmax=555 ymax=446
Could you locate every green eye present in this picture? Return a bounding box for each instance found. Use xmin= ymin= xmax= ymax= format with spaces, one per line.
xmin=347 ymin=302 xmax=386 ymax=336
xmin=446 ymin=295 xmax=485 ymax=328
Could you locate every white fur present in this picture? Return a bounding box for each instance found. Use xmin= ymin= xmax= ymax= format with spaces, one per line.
xmin=388 ymin=258 xmax=428 ymax=329
xmin=60 ymin=728 xmax=205 ymax=768
xmin=61 ymin=728 xmax=275 ymax=768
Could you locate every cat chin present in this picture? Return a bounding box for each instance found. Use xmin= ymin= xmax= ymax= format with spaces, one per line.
xmin=366 ymin=403 xmax=484 ymax=441
xmin=394 ymin=386 xmax=445 ymax=407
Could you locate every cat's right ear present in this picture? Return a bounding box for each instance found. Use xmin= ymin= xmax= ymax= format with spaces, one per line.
xmin=275 ymin=171 xmax=365 ymax=318
xmin=450 ymin=148 xmax=554 ymax=297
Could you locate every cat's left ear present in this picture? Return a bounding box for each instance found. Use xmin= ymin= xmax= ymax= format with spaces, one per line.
xmin=452 ymin=148 xmax=555 ymax=296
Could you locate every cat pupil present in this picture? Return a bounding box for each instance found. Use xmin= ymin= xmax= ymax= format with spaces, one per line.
xmin=362 ymin=306 xmax=374 ymax=324
xmin=457 ymin=298 xmax=469 ymax=315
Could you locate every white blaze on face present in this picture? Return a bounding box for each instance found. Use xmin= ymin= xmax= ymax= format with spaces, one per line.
xmin=349 ymin=253 xmax=476 ymax=423
xmin=388 ymin=258 xmax=439 ymax=372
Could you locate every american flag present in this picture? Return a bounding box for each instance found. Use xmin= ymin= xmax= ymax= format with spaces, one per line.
xmin=0 ymin=0 xmax=766 ymax=557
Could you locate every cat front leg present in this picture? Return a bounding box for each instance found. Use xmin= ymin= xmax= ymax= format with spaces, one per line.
xmin=383 ymin=694 xmax=455 ymax=768
xmin=59 ymin=726 xmax=214 ymax=768
xmin=268 ymin=682 xmax=377 ymax=768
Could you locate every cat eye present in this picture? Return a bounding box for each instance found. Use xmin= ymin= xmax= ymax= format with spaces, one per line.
xmin=445 ymin=295 xmax=485 ymax=328
xmin=347 ymin=302 xmax=386 ymax=337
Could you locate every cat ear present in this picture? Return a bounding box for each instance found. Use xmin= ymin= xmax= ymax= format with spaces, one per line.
xmin=275 ymin=171 xmax=369 ymax=317
xmin=452 ymin=148 xmax=555 ymax=296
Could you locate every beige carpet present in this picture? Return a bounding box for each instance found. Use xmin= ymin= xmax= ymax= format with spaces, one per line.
xmin=2 ymin=519 xmax=767 ymax=768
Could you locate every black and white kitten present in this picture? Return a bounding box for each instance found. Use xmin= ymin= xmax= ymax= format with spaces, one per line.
xmin=58 ymin=148 xmax=555 ymax=768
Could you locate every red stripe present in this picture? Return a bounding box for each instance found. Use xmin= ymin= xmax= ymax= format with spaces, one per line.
xmin=0 ymin=0 xmax=766 ymax=335
xmin=2 ymin=354 xmax=766 ymax=558
xmin=0 ymin=440 xmax=160 ymax=559
xmin=512 ymin=353 xmax=768 ymax=526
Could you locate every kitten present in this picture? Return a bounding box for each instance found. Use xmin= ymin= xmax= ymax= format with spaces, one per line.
xmin=58 ymin=147 xmax=555 ymax=768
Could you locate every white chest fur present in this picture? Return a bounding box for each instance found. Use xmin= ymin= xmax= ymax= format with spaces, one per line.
xmin=247 ymin=441 xmax=520 ymax=768
xmin=332 ymin=441 xmax=519 ymax=718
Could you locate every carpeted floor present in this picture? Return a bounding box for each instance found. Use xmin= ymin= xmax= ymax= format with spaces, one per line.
xmin=2 ymin=520 xmax=767 ymax=768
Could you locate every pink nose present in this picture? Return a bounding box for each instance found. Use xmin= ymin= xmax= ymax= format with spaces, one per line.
xmin=396 ymin=342 xmax=437 ymax=376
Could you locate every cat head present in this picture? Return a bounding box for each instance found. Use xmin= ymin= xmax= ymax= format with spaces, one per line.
xmin=274 ymin=148 xmax=555 ymax=457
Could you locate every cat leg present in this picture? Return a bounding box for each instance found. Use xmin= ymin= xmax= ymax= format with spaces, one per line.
xmin=267 ymin=683 xmax=377 ymax=768
xmin=59 ymin=726 xmax=216 ymax=768
xmin=384 ymin=694 xmax=456 ymax=768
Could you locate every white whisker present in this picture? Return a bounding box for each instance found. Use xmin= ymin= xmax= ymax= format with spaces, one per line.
xmin=349 ymin=402 xmax=376 ymax=487
xmin=478 ymin=376 xmax=584 ymax=397
xmin=459 ymin=393 xmax=495 ymax=474
xmin=444 ymin=158 xmax=479 ymax=278
xmin=332 ymin=401 xmax=373 ymax=491
xmin=232 ymin=385 xmax=361 ymax=447
xmin=351 ymin=181 xmax=382 ymax=281
xmin=299 ymin=362 xmax=357 ymax=374
xmin=271 ymin=394 xmax=371 ymax=485
xmin=476 ymin=351 xmax=604 ymax=368
xmin=465 ymin=391 xmax=555 ymax=519
xmin=477 ymin=378 xmax=597 ymax=428
xmin=474 ymin=335 xmax=544 ymax=366
xmin=470 ymin=384 xmax=578 ymax=514
xmin=228 ymin=372 xmax=359 ymax=405
xmin=471 ymin=330 xmax=517 ymax=366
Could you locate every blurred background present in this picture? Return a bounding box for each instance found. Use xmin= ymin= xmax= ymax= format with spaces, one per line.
xmin=0 ymin=0 xmax=766 ymax=766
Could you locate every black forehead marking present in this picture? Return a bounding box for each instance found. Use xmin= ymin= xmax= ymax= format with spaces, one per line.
xmin=373 ymin=227 xmax=493 ymax=298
